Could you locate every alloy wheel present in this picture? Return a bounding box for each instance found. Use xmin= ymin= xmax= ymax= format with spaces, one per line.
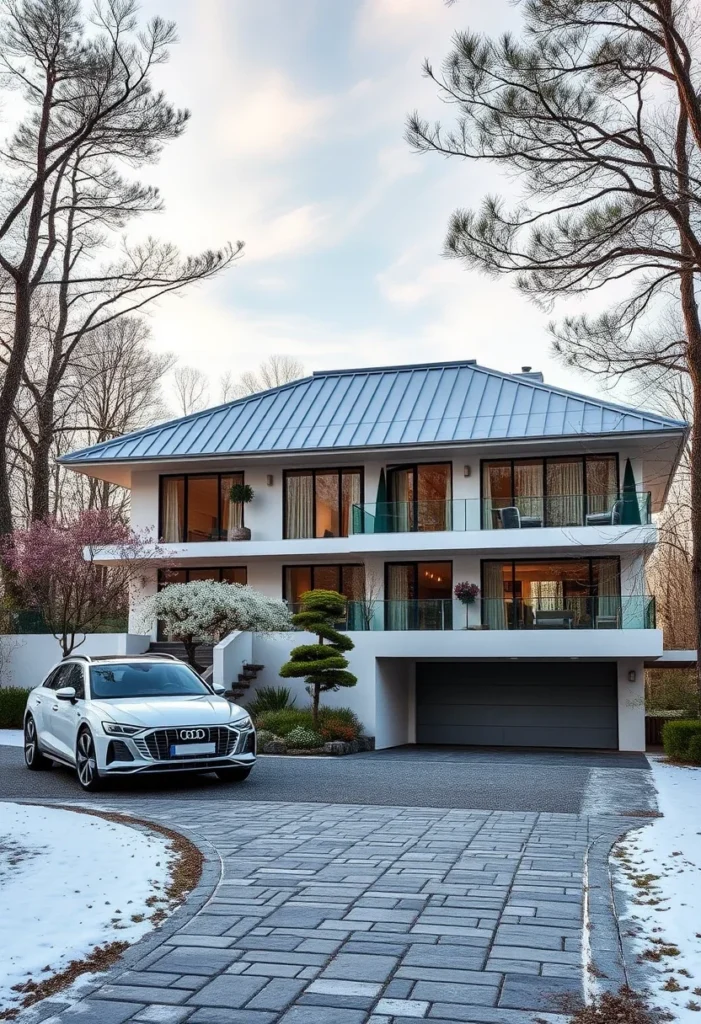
xmin=76 ymin=731 xmax=96 ymax=787
xmin=24 ymin=717 xmax=36 ymax=766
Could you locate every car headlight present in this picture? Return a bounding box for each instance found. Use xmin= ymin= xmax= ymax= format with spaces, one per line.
xmin=102 ymin=722 xmax=144 ymax=736
xmin=230 ymin=714 xmax=253 ymax=731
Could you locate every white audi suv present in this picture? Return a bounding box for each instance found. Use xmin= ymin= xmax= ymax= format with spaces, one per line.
xmin=23 ymin=654 xmax=256 ymax=791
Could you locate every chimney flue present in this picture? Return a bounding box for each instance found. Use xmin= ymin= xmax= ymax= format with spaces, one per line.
xmin=521 ymin=365 xmax=532 ymax=372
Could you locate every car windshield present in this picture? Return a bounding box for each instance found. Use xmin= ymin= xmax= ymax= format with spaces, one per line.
xmin=90 ymin=662 xmax=211 ymax=699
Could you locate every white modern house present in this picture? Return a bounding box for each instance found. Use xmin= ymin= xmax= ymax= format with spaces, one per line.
xmin=59 ymin=359 xmax=688 ymax=752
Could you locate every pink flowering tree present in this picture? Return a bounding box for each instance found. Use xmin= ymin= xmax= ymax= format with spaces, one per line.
xmin=2 ymin=510 xmax=164 ymax=655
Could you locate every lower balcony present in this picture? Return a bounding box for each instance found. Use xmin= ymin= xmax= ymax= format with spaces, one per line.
xmin=340 ymin=595 xmax=656 ymax=631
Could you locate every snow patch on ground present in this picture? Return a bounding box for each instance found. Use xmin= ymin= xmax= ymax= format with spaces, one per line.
xmin=0 ymin=729 xmax=24 ymax=747
xmin=613 ymin=758 xmax=701 ymax=1023
xmin=0 ymin=803 xmax=176 ymax=1016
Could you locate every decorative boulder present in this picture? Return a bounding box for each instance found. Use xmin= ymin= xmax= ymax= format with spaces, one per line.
xmin=323 ymin=741 xmax=352 ymax=756
xmin=263 ymin=740 xmax=287 ymax=754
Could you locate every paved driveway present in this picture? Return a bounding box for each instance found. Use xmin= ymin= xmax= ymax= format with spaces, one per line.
xmin=0 ymin=744 xmax=655 ymax=815
xmin=25 ymin=799 xmax=637 ymax=1024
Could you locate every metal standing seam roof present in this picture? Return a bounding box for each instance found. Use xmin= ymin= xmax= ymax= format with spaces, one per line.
xmin=58 ymin=359 xmax=688 ymax=465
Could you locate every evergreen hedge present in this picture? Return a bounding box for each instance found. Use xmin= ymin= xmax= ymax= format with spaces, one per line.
xmin=662 ymin=719 xmax=701 ymax=764
xmin=0 ymin=687 xmax=30 ymax=729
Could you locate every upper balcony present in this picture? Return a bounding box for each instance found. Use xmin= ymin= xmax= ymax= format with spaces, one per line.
xmin=350 ymin=493 xmax=652 ymax=534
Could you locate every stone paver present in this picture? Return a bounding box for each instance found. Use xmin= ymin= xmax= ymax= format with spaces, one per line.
xmin=24 ymin=800 xmax=634 ymax=1024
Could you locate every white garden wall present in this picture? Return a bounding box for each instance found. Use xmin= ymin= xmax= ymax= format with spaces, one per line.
xmin=0 ymin=633 xmax=151 ymax=690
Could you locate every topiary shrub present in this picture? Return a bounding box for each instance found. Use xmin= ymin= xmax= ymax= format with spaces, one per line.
xmin=256 ymin=708 xmax=314 ymax=736
xmin=286 ymin=726 xmax=324 ymax=749
xmin=686 ymin=733 xmax=701 ymax=766
xmin=662 ymin=719 xmax=701 ymax=761
xmin=0 ymin=687 xmax=31 ymax=729
xmin=247 ymin=686 xmax=295 ymax=717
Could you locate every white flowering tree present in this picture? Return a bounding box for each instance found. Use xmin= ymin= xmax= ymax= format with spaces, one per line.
xmin=140 ymin=581 xmax=292 ymax=671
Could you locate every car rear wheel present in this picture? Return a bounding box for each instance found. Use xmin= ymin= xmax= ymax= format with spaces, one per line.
xmin=24 ymin=715 xmax=50 ymax=771
xmin=215 ymin=767 xmax=251 ymax=783
xmin=76 ymin=728 xmax=103 ymax=791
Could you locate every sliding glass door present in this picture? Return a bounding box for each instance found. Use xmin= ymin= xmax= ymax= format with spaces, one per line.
xmin=385 ymin=561 xmax=453 ymax=629
xmin=481 ymin=558 xmax=620 ymax=629
xmin=387 ymin=463 xmax=452 ymax=532
xmin=284 ymin=469 xmax=363 ymax=539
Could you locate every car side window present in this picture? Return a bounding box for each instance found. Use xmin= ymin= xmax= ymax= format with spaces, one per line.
xmin=44 ymin=667 xmax=66 ymax=691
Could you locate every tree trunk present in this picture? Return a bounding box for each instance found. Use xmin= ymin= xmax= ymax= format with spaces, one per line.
xmin=31 ymin=394 xmax=55 ymax=521
xmin=182 ymin=638 xmax=202 ymax=674
xmin=680 ymin=270 xmax=701 ymax=703
xmin=312 ymin=682 xmax=321 ymax=729
xmin=0 ymin=281 xmax=33 ymax=537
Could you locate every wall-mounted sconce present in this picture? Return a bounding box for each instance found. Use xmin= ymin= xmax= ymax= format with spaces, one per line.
xmin=628 ymin=669 xmax=637 ymax=682
xmin=266 ymin=474 xmax=274 ymax=487
xmin=463 ymin=465 xmax=471 ymax=477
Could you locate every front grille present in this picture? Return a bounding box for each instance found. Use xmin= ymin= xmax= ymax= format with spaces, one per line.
xmin=135 ymin=726 xmax=238 ymax=761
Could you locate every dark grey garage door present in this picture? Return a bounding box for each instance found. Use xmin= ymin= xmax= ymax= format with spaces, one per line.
xmin=416 ymin=662 xmax=618 ymax=749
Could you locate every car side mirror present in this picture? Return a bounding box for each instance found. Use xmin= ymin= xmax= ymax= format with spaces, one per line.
xmin=55 ymin=686 xmax=76 ymax=703
xmin=211 ymin=682 xmax=226 ymax=696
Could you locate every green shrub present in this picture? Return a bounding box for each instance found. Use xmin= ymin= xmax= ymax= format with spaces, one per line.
xmin=646 ymin=669 xmax=699 ymax=717
xmin=662 ymin=719 xmax=701 ymax=761
xmin=316 ymin=706 xmax=361 ymax=737
xmin=256 ymin=708 xmax=313 ymax=736
xmin=686 ymin=734 xmax=701 ymax=766
xmin=0 ymin=687 xmax=31 ymax=729
xmin=255 ymin=729 xmax=276 ymax=748
xmin=286 ymin=726 xmax=324 ymax=749
xmin=247 ymin=686 xmax=296 ymax=717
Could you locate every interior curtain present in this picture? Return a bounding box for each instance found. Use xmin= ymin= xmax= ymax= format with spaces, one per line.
xmin=547 ymin=461 xmax=584 ymax=526
xmin=162 ymin=479 xmax=181 ymax=542
xmin=596 ymin=559 xmax=620 ymax=621
xmin=286 ymin=474 xmax=314 ymax=538
xmin=387 ymin=566 xmax=411 ymax=630
xmin=483 ymin=562 xmax=507 ymax=629
xmin=341 ymin=472 xmax=361 ymax=537
xmin=514 ymin=462 xmax=543 ymax=520
xmin=391 ymin=471 xmax=411 ymax=532
xmin=587 ymin=459 xmax=618 ymax=516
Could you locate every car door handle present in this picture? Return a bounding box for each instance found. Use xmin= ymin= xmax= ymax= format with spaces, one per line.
xmin=52 ymin=704 xmax=59 ymax=711
xmin=35 ymin=698 xmax=42 ymax=704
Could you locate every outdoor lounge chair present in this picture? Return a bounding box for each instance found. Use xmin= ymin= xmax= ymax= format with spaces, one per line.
xmin=499 ymin=506 xmax=543 ymax=529
xmin=585 ymin=498 xmax=624 ymax=526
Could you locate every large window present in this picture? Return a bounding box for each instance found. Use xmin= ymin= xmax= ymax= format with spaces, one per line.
xmin=284 ymin=469 xmax=363 ymax=539
xmin=283 ymin=564 xmax=365 ymax=607
xmin=385 ymin=561 xmax=453 ymax=630
xmin=387 ymin=463 xmax=452 ymax=531
xmin=159 ymin=473 xmax=244 ymax=542
xmin=481 ymin=455 xmax=618 ymax=528
xmin=481 ymin=557 xmax=620 ymax=629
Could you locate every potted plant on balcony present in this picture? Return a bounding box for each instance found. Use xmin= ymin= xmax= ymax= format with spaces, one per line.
xmin=228 ymin=482 xmax=254 ymax=540
xmin=454 ymin=581 xmax=480 ymax=628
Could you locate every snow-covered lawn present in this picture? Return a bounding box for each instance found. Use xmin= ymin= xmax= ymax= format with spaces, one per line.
xmin=0 ymin=729 xmax=23 ymax=747
xmin=0 ymin=803 xmax=177 ymax=1017
xmin=613 ymin=757 xmax=701 ymax=1023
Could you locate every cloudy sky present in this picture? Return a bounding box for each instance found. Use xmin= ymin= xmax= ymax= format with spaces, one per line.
xmin=135 ymin=0 xmax=614 ymax=402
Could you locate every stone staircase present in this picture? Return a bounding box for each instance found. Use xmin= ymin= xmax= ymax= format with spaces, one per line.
xmin=148 ymin=641 xmax=264 ymax=701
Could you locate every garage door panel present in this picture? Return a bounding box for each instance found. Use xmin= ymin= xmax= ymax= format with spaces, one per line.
xmin=415 ymin=661 xmax=618 ymax=749
xmin=418 ymin=703 xmax=616 ymax=729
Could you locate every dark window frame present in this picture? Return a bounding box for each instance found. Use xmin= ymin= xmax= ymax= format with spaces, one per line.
xmin=282 ymin=467 xmax=365 ymax=539
xmin=384 ymin=559 xmax=454 ymax=630
xmin=158 ymin=472 xmax=245 ymax=543
xmin=479 ymin=555 xmax=621 ymax=629
xmin=281 ymin=563 xmax=365 ymax=603
xmin=385 ymin=461 xmax=453 ymax=532
xmin=479 ymin=454 xmax=620 ymax=529
xmin=157 ymin=566 xmax=248 ymax=588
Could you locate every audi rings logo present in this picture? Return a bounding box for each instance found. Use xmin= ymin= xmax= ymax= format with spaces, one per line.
xmin=179 ymin=728 xmax=206 ymax=741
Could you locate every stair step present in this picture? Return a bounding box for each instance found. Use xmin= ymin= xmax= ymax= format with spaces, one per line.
xmin=245 ymin=663 xmax=264 ymax=672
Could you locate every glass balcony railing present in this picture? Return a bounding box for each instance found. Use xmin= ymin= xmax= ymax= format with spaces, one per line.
xmin=350 ymin=493 xmax=652 ymax=534
xmin=480 ymin=595 xmax=656 ymax=631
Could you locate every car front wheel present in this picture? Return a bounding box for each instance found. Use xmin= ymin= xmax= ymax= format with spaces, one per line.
xmin=24 ymin=715 xmax=50 ymax=771
xmin=76 ymin=728 xmax=103 ymax=791
xmin=215 ymin=767 xmax=251 ymax=783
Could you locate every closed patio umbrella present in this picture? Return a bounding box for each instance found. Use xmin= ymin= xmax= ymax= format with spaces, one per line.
xmin=621 ymin=458 xmax=641 ymax=525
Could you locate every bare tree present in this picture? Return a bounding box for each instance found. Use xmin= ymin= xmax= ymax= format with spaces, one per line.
xmin=173 ymin=365 xmax=209 ymax=415
xmin=0 ymin=0 xmax=241 ymax=536
xmin=232 ymin=355 xmax=304 ymax=397
xmin=407 ymin=1 xmax=701 ymax=688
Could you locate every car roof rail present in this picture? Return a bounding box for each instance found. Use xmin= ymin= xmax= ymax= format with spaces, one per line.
xmin=87 ymin=652 xmax=183 ymax=662
xmin=62 ymin=654 xmax=93 ymax=663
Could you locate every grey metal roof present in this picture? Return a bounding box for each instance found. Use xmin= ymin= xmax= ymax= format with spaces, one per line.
xmin=59 ymin=359 xmax=688 ymax=465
